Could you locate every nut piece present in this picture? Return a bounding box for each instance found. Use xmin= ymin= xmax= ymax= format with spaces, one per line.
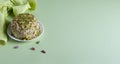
xmin=41 ymin=50 xmax=46 ymax=54
xmin=30 ymin=47 xmax=36 ymax=51
xmin=14 ymin=46 xmax=19 ymax=49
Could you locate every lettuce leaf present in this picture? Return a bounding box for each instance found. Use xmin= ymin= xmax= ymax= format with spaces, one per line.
xmin=0 ymin=14 xmax=7 ymax=47
xmin=11 ymin=0 xmax=36 ymax=16
xmin=28 ymin=0 xmax=36 ymax=10
xmin=12 ymin=3 xmax=31 ymax=16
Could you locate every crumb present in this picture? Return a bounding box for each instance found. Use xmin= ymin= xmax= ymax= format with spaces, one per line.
xmin=41 ymin=50 xmax=46 ymax=54
xmin=36 ymin=41 xmax=40 ymax=44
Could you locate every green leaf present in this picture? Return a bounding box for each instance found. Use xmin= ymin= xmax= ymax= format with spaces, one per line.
xmin=12 ymin=3 xmax=30 ymax=16
xmin=28 ymin=0 xmax=36 ymax=10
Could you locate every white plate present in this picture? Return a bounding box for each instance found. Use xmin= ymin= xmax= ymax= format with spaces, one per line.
xmin=7 ymin=21 xmax=44 ymax=42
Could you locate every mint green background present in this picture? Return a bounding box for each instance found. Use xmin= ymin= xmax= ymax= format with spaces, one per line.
xmin=1 ymin=0 xmax=120 ymax=64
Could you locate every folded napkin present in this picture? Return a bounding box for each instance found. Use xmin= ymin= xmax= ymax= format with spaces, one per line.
xmin=0 ymin=0 xmax=36 ymax=47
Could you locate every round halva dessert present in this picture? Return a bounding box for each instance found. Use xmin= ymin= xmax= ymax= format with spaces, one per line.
xmin=10 ymin=13 xmax=41 ymax=40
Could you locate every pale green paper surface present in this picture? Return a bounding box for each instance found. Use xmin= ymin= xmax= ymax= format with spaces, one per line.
xmin=1 ymin=0 xmax=120 ymax=64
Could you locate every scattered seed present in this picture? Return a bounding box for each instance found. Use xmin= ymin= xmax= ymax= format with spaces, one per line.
xmin=30 ymin=47 xmax=36 ymax=51
xmin=36 ymin=41 xmax=40 ymax=44
xmin=41 ymin=50 xmax=46 ymax=54
xmin=14 ymin=46 xmax=19 ymax=49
